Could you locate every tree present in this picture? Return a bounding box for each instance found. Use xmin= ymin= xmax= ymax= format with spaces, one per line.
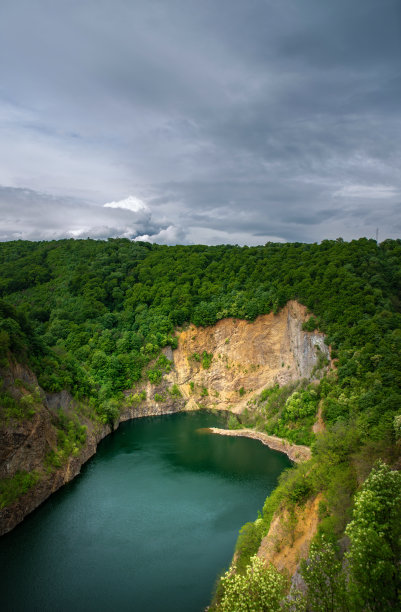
xmin=219 ymin=555 xmax=287 ymax=611
xmin=345 ymin=460 xmax=401 ymax=611
xmin=300 ymin=538 xmax=348 ymax=612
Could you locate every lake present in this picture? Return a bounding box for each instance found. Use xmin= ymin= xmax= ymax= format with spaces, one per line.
xmin=0 ymin=411 xmax=291 ymax=611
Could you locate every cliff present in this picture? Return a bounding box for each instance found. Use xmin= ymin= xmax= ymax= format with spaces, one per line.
xmin=167 ymin=300 xmax=329 ymax=413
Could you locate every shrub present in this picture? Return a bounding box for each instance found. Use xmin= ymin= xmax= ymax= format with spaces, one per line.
xmin=0 ymin=471 xmax=39 ymax=508
xmin=169 ymin=384 xmax=182 ymax=397
xmin=201 ymin=351 xmax=213 ymax=369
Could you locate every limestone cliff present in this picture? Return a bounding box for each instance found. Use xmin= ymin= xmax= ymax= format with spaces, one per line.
xmin=167 ymin=301 xmax=329 ymax=413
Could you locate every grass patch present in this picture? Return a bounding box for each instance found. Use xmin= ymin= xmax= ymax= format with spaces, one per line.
xmin=0 ymin=470 xmax=40 ymax=508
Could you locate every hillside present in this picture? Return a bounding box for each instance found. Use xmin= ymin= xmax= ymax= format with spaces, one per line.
xmin=1 ymin=237 xmax=401 ymax=610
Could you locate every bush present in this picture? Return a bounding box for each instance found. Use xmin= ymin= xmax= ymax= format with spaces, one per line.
xmin=234 ymin=518 xmax=265 ymax=573
xmin=201 ymin=351 xmax=213 ymax=369
xmin=169 ymin=384 xmax=182 ymax=397
xmin=0 ymin=471 xmax=39 ymax=508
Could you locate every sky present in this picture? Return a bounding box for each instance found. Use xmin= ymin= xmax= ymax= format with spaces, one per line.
xmin=0 ymin=0 xmax=400 ymax=245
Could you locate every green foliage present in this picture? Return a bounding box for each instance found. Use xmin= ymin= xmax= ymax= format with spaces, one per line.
xmin=147 ymin=368 xmax=162 ymax=384
xmin=0 ymin=381 xmax=42 ymax=421
xmin=96 ymin=398 xmax=120 ymax=427
xmin=46 ymin=410 xmax=88 ymax=468
xmin=234 ymin=516 xmax=265 ymax=573
xmin=169 ymin=384 xmax=182 ymax=397
xmin=154 ymin=393 xmax=165 ymax=402
xmin=201 ymin=351 xmax=213 ymax=369
xmin=302 ymin=316 xmax=318 ymax=332
xmin=147 ymin=354 xmax=172 ymax=384
xmin=218 ymin=555 xmax=287 ymax=611
xmin=283 ymin=389 xmax=318 ymax=420
xmin=0 ymin=470 xmax=39 ymax=508
xmin=345 ymin=461 xmax=401 ymax=611
xmin=127 ymin=390 xmax=146 ymax=404
xmin=300 ymin=537 xmax=348 ymax=612
xmin=289 ymin=462 xmax=401 ymax=612
xmin=227 ymin=414 xmax=241 ymax=430
xmin=393 ymin=414 xmax=401 ymax=439
xmin=242 ymin=381 xmax=318 ymax=445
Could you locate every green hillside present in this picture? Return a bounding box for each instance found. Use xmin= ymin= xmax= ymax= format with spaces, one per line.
xmin=1 ymin=237 xmax=400 ymax=610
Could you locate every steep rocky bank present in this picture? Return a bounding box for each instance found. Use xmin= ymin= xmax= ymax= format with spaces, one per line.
xmin=0 ymin=301 xmax=329 ymax=535
xmin=257 ymin=494 xmax=323 ymax=576
xmin=0 ymin=362 xmax=185 ymax=536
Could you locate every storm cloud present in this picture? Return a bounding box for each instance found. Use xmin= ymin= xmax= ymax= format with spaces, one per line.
xmin=0 ymin=0 xmax=400 ymax=244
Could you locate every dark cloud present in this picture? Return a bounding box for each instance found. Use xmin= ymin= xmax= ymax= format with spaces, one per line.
xmin=0 ymin=0 xmax=400 ymax=245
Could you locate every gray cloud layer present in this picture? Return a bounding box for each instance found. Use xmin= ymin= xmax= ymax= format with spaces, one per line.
xmin=0 ymin=0 xmax=400 ymax=244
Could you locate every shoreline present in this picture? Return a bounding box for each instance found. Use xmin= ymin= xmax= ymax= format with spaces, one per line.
xmin=207 ymin=427 xmax=311 ymax=463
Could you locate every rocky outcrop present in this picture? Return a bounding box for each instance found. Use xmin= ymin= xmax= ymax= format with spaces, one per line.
xmin=167 ymin=301 xmax=329 ymax=413
xmin=207 ymin=427 xmax=311 ymax=463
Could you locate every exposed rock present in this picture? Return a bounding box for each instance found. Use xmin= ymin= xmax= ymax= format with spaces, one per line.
xmin=207 ymin=427 xmax=311 ymax=463
xmin=257 ymin=494 xmax=322 ymax=576
xmin=167 ymin=301 xmax=330 ymax=413
xmin=312 ymin=400 xmax=326 ymax=434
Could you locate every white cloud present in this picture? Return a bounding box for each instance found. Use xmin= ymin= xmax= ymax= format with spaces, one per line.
xmin=333 ymin=184 xmax=398 ymax=199
xmin=104 ymin=195 xmax=150 ymax=213
xmin=134 ymin=225 xmax=185 ymax=245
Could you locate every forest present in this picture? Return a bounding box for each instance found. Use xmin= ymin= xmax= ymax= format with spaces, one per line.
xmin=1 ymin=237 xmax=401 ymax=610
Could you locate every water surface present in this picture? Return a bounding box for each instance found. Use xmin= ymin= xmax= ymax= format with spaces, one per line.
xmin=0 ymin=411 xmax=291 ymax=611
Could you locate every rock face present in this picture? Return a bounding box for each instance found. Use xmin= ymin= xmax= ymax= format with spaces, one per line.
xmin=0 ymin=301 xmax=329 ymax=535
xmin=167 ymin=301 xmax=329 ymax=413
xmin=0 ymin=361 xmax=186 ymax=536
xmin=257 ymin=494 xmax=323 ymax=577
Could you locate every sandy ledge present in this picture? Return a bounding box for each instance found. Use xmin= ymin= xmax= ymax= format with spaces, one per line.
xmin=207 ymin=427 xmax=311 ymax=463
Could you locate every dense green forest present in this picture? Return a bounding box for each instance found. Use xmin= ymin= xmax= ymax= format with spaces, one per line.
xmin=1 ymin=237 xmax=401 ymax=610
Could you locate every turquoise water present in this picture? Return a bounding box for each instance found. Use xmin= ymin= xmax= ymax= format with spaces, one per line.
xmin=0 ymin=411 xmax=291 ymax=611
